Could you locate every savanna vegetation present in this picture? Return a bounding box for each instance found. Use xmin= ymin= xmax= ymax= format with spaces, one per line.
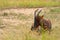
xmin=0 ymin=7 xmax=60 ymax=40
xmin=0 ymin=0 xmax=60 ymax=9
xmin=0 ymin=0 xmax=60 ymax=40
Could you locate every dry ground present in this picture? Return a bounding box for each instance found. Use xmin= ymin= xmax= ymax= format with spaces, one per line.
xmin=0 ymin=7 xmax=60 ymax=40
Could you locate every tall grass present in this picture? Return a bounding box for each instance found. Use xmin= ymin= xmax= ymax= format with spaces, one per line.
xmin=0 ymin=7 xmax=60 ymax=40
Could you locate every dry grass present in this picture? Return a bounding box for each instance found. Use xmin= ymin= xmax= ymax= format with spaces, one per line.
xmin=0 ymin=7 xmax=60 ymax=40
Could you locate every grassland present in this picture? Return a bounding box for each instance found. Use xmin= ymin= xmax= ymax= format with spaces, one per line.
xmin=0 ymin=7 xmax=60 ymax=40
xmin=0 ymin=0 xmax=60 ymax=9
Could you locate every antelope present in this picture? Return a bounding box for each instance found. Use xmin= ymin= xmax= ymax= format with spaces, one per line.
xmin=31 ymin=9 xmax=52 ymax=33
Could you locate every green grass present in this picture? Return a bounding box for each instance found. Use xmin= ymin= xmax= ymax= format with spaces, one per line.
xmin=50 ymin=8 xmax=60 ymax=13
xmin=0 ymin=0 xmax=60 ymax=9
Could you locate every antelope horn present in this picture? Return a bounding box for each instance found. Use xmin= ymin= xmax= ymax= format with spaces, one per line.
xmin=34 ymin=9 xmax=39 ymax=17
xmin=34 ymin=9 xmax=39 ymax=27
xmin=37 ymin=9 xmax=42 ymax=16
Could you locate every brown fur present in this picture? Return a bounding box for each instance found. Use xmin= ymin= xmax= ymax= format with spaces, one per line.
xmin=31 ymin=9 xmax=52 ymax=33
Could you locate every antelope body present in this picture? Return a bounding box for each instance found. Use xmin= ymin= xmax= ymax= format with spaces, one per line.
xmin=31 ymin=9 xmax=52 ymax=33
